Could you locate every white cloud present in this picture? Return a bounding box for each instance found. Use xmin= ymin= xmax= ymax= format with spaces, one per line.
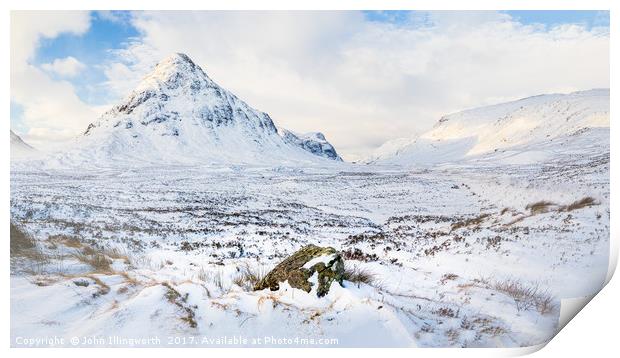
xmin=10 ymin=11 xmax=100 ymax=150
xmin=104 ymin=11 xmax=608 ymax=160
xmin=95 ymin=10 xmax=125 ymax=23
xmin=41 ymin=56 xmax=86 ymax=77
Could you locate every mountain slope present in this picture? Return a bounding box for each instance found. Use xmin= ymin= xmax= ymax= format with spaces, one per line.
xmin=369 ymin=89 xmax=609 ymax=166
xmin=278 ymin=128 xmax=342 ymax=161
xmin=60 ymin=53 xmax=341 ymax=166
xmin=10 ymin=130 xmax=36 ymax=159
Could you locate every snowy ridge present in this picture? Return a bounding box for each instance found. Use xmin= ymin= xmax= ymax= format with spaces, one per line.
xmin=278 ymin=128 xmax=342 ymax=161
xmin=33 ymin=53 xmax=342 ymax=168
xmin=10 ymin=130 xmax=36 ymax=159
xmin=368 ymin=89 xmax=609 ymax=166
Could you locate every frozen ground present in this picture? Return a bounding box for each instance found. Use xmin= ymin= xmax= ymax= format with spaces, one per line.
xmin=10 ymin=142 xmax=609 ymax=347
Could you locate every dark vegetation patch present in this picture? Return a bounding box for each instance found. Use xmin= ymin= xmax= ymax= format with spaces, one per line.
xmin=10 ymin=222 xmax=37 ymax=257
xmin=342 ymin=248 xmax=379 ymax=262
xmin=451 ymin=214 xmax=490 ymax=231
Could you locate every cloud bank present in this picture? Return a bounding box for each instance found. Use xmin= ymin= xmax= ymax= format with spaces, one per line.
xmin=41 ymin=56 xmax=87 ymax=77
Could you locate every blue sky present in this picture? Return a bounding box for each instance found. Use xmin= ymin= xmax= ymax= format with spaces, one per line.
xmin=33 ymin=11 xmax=139 ymax=105
xmin=11 ymin=10 xmax=610 ymax=157
xmin=363 ymin=10 xmax=609 ymax=28
xmin=503 ymin=10 xmax=610 ymax=29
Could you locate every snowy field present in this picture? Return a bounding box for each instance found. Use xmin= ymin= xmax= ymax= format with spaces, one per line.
xmin=10 ymin=142 xmax=609 ymax=347
xmin=9 ymin=54 xmax=610 ymax=348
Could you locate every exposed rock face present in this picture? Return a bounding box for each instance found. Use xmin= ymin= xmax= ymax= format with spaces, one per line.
xmin=254 ymin=245 xmax=345 ymax=297
xmin=279 ymin=129 xmax=342 ymax=161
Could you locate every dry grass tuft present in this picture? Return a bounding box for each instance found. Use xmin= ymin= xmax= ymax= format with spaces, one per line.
xmin=451 ymin=213 xmax=490 ymax=231
xmin=162 ymin=282 xmax=198 ymax=328
xmin=232 ymin=263 xmax=267 ymax=291
xmin=440 ymin=273 xmax=459 ymax=285
xmin=48 ymin=235 xmax=82 ymax=249
xmin=11 ymin=223 xmax=38 ymax=258
xmin=86 ymin=275 xmax=111 ymax=297
xmin=480 ymin=326 xmax=507 ymax=336
xmin=72 ymin=247 xmax=112 ymax=273
xmin=525 ymin=201 xmax=557 ymax=215
xmin=494 ymin=279 xmax=557 ymax=314
xmin=11 ymin=223 xmax=54 ymax=275
xmin=562 ymin=197 xmax=598 ymax=212
xmin=525 ymin=197 xmax=598 ymax=216
xmin=343 ymin=265 xmax=376 ymax=288
xmin=196 ymin=266 xmax=227 ymax=292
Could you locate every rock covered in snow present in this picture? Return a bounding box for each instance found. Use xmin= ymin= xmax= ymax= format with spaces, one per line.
xmin=279 ymin=128 xmax=342 ymax=161
xmin=254 ymin=245 xmax=345 ymax=297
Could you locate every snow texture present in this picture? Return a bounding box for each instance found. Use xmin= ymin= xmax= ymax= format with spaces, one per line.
xmin=366 ymin=89 xmax=609 ymax=166
xmin=9 ymin=55 xmax=610 ymax=348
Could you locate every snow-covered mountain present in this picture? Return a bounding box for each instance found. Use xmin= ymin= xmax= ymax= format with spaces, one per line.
xmin=278 ymin=128 xmax=342 ymax=161
xmin=63 ymin=53 xmax=341 ymax=166
xmin=368 ymin=89 xmax=609 ymax=166
xmin=10 ymin=130 xmax=36 ymax=159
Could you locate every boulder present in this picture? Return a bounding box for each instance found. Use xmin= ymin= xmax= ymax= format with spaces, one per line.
xmin=254 ymin=245 xmax=345 ymax=297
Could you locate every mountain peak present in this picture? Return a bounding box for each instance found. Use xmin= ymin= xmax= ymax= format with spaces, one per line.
xmin=78 ymin=53 xmax=343 ymax=165
xmin=155 ymin=53 xmax=199 ymax=73
xmin=138 ymin=52 xmax=210 ymax=87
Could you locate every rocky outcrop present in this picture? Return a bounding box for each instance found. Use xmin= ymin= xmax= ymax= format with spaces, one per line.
xmin=254 ymin=245 xmax=345 ymax=297
xmin=279 ymin=129 xmax=342 ymax=161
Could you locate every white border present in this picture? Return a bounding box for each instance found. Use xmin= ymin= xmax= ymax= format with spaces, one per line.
xmin=0 ymin=0 xmax=616 ymax=11
xmin=2 ymin=1 xmax=617 ymax=357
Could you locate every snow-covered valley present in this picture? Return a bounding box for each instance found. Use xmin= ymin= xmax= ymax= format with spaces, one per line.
xmin=10 ymin=148 xmax=609 ymax=347
xmin=9 ymin=54 xmax=610 ymax=348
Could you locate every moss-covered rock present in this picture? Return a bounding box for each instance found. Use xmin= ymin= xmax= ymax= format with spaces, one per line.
xmin=254 ymin=245 xmax=345 ymax=297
